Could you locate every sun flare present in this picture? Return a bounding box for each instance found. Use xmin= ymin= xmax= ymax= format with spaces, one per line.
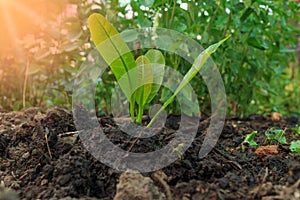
xmin=0 ymin=0 xmax=66 ymax=54
xmin=0 ymin=0 xmax=9 ymax=4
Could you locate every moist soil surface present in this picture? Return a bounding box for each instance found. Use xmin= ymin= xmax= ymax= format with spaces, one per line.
xmin=0 ymin=107 xmax=299 ymax=200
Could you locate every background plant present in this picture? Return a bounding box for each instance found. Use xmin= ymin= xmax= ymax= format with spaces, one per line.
xmin=88 ymin=0 xmax=300 ymax=117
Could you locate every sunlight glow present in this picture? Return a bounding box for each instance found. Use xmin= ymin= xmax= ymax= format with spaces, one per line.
xmin=0 ymin=4 xmax=24 ymax=57
xmin=10 ymin=0 xmax=46 ymax=26
xmin=0 ymin=0 xmax=66 ymax=54
xmin=0 ymin=0 xmax=9 ymax=4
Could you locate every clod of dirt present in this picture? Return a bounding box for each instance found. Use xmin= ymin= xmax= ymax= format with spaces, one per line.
xmin=114 ymin=171 xmax=165 ymax=200
xmin=255 ymin=145 xmax=279 ymax=157
xmin=270 ymin=112 xmax=282 ymax=121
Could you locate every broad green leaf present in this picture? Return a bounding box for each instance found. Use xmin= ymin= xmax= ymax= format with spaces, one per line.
xmin=147 ymin=35 xmax=231 ymax=127
xmin=135 ymin=55 xmax=153 ymax=106
xmin=88 ymin=13 xmax=137 ymax=119
xmin=144 ymin=49 xmax=165 ymax=103
xmin=135 ymin=55 xmax=152 ymax=123
xmin=289 ymin=140 xmax=300 ymax=153
xmin=88 ymin=13 xmax=136 ymax=92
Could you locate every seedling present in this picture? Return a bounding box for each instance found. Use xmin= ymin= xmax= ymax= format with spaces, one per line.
xmin=242 ymin=127 xmax=300 ymax=155
xmin=289 ymin=140 xmax=300 ymax=153
xmin=172 ymin=143 xmax=185 ymax=159
xmin=88 ymin=13 xmax=230 ymax=125
xmin=264 ymin=128 xmax=287 ymax=145
xmin=291 ymin=124 xmax=300 ymax=136
xmin=242 ymin=131 xmax=258 ymax=152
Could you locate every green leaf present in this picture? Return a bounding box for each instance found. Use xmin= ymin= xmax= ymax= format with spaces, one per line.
xmin=244 ymin=0 xmax=252 ymax=8
xmin=88 ymin=13 xmax=136 ymax=81
xmin=289 ymin=140 xmax=300 ymax=153
xmin=135 ymin=55 xmax=152 ymax=123
xmin=291 ymin=125 xmax=300 ymax=136
xmin=60 ymin=41 xmax=82 ymax=52
xmin=144 ymin=49 xmax=165 ymax=104
xmin=135 ymin=55 xmax=153 ymax=107
xmin=147 ymin=35 xmax=231 ymax=127
xmin=247 ymin=37 xmax=267 ymax=50
xmin=279 ymin=48 xmax=296 ymax=53
xmin=34 ymin=48 xmax=51 ymax=60
xmin=242 ymin=131 xmax=258 ymax=151
xmin=88 ymin=13 xmax=137 ymax=119
xmin=27 ymin=64 xmax=40 ymax=75
xmin=140 ymin=0 xmax=155 ymax=7
xmin=244 ymin=131 xmax=259 ymax=146
xmin=265 ymin=128 xmax=287 ymax=144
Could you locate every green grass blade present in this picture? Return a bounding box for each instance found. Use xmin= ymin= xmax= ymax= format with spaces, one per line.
xmin=173 ymin=35 xmax=231 ymax=96
xmin=147 ymin=35 xmax=230 ymax=127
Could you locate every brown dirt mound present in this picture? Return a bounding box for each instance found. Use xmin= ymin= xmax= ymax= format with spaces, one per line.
xmin=0 ymin=107 xmax=299 ymax=199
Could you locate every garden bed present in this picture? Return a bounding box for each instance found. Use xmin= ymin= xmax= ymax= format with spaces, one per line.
xmin=0 ymin=107 xmax=299 ymax=199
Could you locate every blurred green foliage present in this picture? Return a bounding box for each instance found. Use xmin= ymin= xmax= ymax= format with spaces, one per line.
xmin=0 ymin=0 xmax=299 ymax=117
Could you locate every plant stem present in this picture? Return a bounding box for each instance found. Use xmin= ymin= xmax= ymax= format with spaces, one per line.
xmin=137 ymin=105 xmax=144 ymax=124
xmin=23 ymin=58 xmax=30 ymax=110
xmin=147 ymin=94 xmax=175 ymax=127
xmin=169 ymin=0 xmax=176 ymax=28
xmin=130 ymin=97 xmax=135 ymax=121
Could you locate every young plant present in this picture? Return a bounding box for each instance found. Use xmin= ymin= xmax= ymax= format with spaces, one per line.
xmin=289 ymin=140 xmax=300 ymax=153
xmin=88 ymin=13 xmax=165 ymax=123
xmin=88 ymin=13 xmax=229 ymax=125
xmin=242 ymin=128 xmax=300 ymax=154
xmin=291 ymin=124 xmax=300 ymax=136
xmin=264 ymin=128 xmax=287 ymax=145
xmin=241 ymin=131 xmax=259 ymax=152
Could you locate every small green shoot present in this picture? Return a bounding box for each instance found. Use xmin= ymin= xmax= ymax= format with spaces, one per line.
xmin=242 ymin=131 xmax=258 ymax=152
xmin=243 ymin=127 xmax=300 ymax=154
xmin=289 ymin=140 xmax=300 ymax=153
xmin=172 ymin=143 xmax=185 ymax=159
xmin=291 ymin=124 xmax=300 ymax=136
xmin=264 ymin=128 xmax=287 ymax=144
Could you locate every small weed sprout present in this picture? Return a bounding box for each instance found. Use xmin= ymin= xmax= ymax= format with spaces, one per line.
xmin=242 ymin=127 xmax=300 ymax=154
xmin=289 ymin=140 xmax=300 ymax=153
xmin=242 ymin=131 xmax=258 ymax=152
xmin=264 ymin=128 xmax=287 ymax=145
xmin=291 ymin=124 xmax=300 ymax=136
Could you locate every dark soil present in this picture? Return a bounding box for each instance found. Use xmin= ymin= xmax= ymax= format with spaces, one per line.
xmin=0 ymin=107 xmax=299 ymax=200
